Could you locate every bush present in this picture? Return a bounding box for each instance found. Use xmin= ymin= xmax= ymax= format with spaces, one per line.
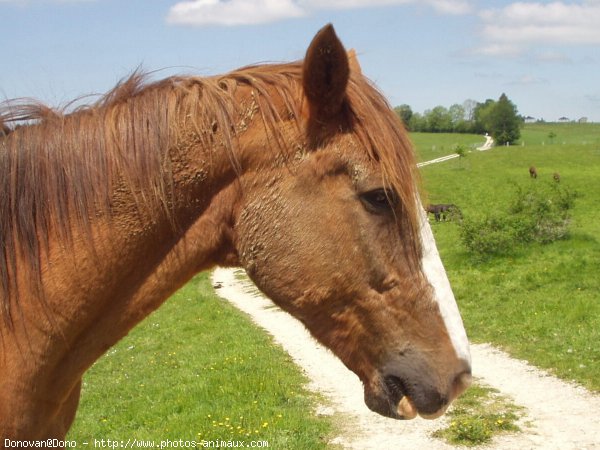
xmin=460 ymin=182 xmax=578 ymax=258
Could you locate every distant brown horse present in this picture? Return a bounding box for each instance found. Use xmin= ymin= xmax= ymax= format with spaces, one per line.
xmin=529 ymin=166 xmax=538 ymax=178
xmin=426 ymin=204 xmax=462 ymax=222
xmin=0 ymin=25 xmax=470 ymax=439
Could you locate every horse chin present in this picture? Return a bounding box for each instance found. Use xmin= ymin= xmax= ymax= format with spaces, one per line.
xmin=364 ymin=375 xmax=448 ymax=420
xmin=364 ymin=376 xmax=415 ymax=420
xmin=364 ymin=391 xmax=412 ymax=420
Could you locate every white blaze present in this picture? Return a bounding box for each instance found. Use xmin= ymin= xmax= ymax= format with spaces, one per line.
xmin=419 ymin=208 xmax=471 ymax=364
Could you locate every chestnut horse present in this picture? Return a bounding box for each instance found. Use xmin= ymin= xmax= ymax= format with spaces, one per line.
xmin=529 ymin=165 xmax=538 ymax=178
xmin=0 ymin=25 xmax=470 ymax=440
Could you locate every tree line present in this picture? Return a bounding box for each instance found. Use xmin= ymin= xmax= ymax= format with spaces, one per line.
xmin=395 ymin=93 xmax=521 ymax=145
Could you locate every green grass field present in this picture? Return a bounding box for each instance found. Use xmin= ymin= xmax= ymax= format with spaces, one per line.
xmin=68 ymin=273 xmax=333 ymax=448
xmin=418 ymin=122 xmax=600 ymax=391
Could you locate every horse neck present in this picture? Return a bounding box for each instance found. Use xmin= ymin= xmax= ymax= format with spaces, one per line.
xmin=1 ymin=82 xmax=250 ymax=362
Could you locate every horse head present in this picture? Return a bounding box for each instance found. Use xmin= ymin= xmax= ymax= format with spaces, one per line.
xmin=233 ymin=25 xmax=471 ymax=420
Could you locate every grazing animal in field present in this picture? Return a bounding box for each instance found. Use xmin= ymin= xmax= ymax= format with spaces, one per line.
xmin=426 ymin=204 xmax=462 ymax=222
xmin=553 ymin=172 xmax=561 ymax=183
xmin=529 ymin=166 xmax=538 ymax=178
xmin=0 ymin=25 xmax=471 ymax=439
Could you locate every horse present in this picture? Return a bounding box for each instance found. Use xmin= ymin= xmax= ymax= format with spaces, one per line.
xmin=426 ymin=204 xmax=462 ymax=222
xmin=529 ymin=165 xmax=538 ymax=178
xmin=0 ymin=25 xmax=471 ymax=439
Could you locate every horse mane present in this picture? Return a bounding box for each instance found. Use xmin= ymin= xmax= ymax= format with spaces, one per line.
xmin=0 ymin=61 xmax=420 ymax=324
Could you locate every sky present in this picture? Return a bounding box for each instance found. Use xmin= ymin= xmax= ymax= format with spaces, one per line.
xmin=1 ymin=0 xmax=599 ymax=122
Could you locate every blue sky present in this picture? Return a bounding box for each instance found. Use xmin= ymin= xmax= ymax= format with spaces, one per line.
xmin=1 ymin=0 xmax=599 ymax=122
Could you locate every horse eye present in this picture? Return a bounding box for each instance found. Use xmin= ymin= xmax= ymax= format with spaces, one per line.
xmin=360 ymin=188 xmax=397 ymax=213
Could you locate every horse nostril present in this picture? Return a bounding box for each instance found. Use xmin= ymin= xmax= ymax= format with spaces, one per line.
xmin=453 ymin=369 xmax=472 ymax=399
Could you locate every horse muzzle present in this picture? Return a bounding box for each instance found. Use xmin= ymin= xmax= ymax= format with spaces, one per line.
xmin=364 ymin=361 xmax=472 ymax=420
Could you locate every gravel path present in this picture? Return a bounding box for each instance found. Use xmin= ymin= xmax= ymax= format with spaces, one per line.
xmin=212 ymin=267 xmax=600 ymax=449
xmin=415 ymin=134 xmax=494 ymax=168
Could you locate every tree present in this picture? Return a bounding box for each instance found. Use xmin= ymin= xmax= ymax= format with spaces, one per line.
xmin=462 ymin=99 xmax=478 ymax=122
xmin=426 ymin=106 xmax=452 ymax=132
xmin=473 ymin=99 xmax=496 ymax=134
xmin=454 ymin=144 xmax=467 ymax=168
xmin=408 ymin=112 xmax=426 ymax=132
xmin=394 ymin=104 xmax=413 ymax=128
xmin=449 ymin=103 xmax=467 ymax=132
xmin=487 ymin=93 xmax=521 ymax=145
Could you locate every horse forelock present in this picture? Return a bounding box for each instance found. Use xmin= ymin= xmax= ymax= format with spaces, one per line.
xmin=344 ymin=74 xmax=423 ymax=266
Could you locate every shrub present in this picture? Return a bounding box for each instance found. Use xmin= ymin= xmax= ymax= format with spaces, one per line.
xmin=459 ymin=182 xmax=578 ymax=258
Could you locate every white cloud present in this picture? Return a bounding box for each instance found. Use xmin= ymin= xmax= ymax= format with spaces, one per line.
xmin=166 ymin=0 xmax=305 ymax=26
xmin=166 ymin=0 xmax=473 ymax=27
xmin=479 ymin=1 xmax=600 ymax=53
xmin=427 ymin=0 xmax=471 ymax=15
xmin=300 ymin=0 xmax=471 ymax=14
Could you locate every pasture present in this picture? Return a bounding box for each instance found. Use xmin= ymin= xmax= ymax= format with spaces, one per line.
xmin=67 ymin=273 xmax=332 ymax=447
xmin=418 ymin=123 xmax=600 ymax=391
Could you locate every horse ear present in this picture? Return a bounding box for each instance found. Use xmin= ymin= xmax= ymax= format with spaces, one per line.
xmin=347 ymin=49 xmax=362 ymax=74
xmin=303 ymin=24 xmax=350 ymax=122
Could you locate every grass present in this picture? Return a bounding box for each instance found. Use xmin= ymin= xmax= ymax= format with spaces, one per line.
xmin=410 ymin=132 xmax=486 ymax=162
xmin=432 ymin=382 xmax=523 ymax=446
xmin=417 ymin=122 xmax=600 ymax=391
xmin=67 ymin=273 xmax=333 ymax=448
xmin=519 ymin=122 xmax=600 ymax=147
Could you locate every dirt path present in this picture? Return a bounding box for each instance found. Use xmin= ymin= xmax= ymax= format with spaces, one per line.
xmin=212 ymin=268 xmax=600 ymax=449
xmin=416 ymin=134 xmax=494 ymax=168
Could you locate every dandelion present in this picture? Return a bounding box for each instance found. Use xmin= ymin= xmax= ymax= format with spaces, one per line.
xmin=262 ymin=422 xmax=268 ymax=428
